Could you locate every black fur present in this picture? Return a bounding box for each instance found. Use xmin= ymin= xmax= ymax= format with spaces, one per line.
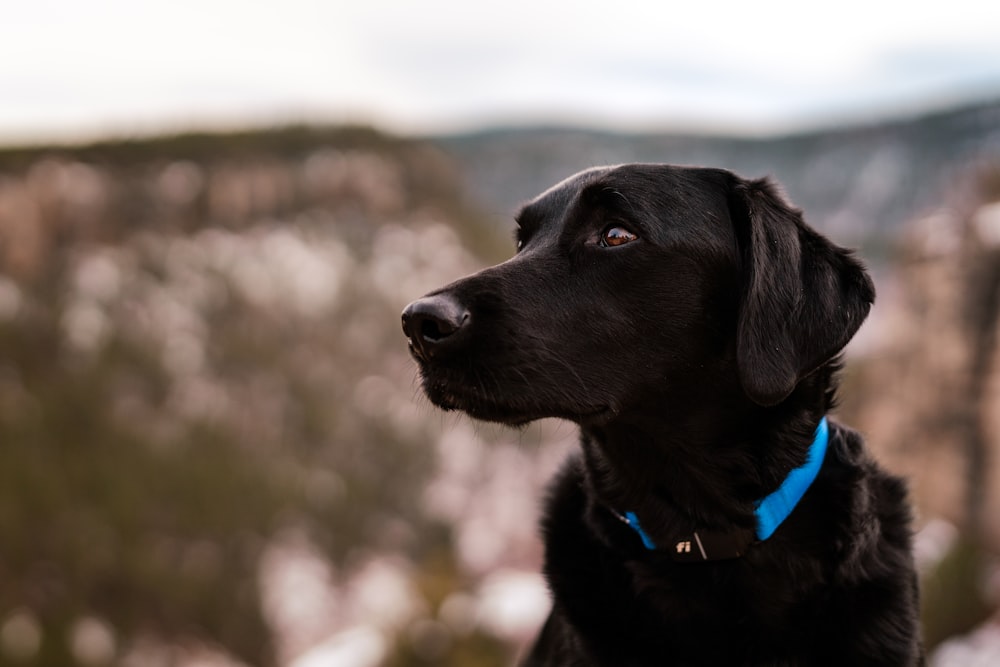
xmin=401 ymin=165 xmax=923 ymax=666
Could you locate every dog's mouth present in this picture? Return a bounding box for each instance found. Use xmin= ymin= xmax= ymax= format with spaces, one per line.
xmin=419 ymin=370 xmax=612 ymax=426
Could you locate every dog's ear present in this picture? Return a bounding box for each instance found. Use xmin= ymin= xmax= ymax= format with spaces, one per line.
xmin=730 ymin=177 xmax=875 ymax=406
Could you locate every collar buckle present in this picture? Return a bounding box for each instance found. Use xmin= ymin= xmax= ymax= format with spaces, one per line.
xmin=669 ymin=528 xmax=755 ymax=562
xmin=612 ymin=416 xmax=830 ymax=561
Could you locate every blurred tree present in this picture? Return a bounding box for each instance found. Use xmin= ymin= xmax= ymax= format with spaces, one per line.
xmin=850 ymin=162 xmax=1000 ymax=652
xmin=0 ymin=288 xmax=289 ymax=665
xmin=957 ymin=165 xmax=1000 ymax=541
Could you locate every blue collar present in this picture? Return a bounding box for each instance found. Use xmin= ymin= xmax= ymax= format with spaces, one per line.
xmin=615 ymin=417 xmax=830 ymax=560
xmin=754 ymin=416 xmax=829 ymax=540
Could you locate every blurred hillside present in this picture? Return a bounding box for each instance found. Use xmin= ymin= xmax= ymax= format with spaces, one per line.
xmin=0 ymin=127 xmax=569 ymax=667
xmin=0 ymin=104 xmax=999 ymax=666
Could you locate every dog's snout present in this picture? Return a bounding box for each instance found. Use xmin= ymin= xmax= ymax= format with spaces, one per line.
xmin=401 ymin=294 xmax=470 ymax=360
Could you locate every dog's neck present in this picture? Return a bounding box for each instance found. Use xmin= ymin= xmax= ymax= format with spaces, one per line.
xmin=577 ymin=373 xmax=834 ymax=560
xmin=603 ymin=417 xmax=829 ymax=560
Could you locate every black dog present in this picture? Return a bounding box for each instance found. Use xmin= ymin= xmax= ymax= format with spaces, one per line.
xmin=402 ymin=165 xmax=923 ymax=666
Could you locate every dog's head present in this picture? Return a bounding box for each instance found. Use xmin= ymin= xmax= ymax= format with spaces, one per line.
xmin=402 ymin=165 xmax=874 ymax=425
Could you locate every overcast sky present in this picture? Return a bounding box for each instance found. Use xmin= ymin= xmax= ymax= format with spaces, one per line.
xmin=2 ymin=0 xmax=1000 ymax=144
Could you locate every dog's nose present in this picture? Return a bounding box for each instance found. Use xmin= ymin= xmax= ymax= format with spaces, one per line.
xmin=401 ymin=294 xmax=470 ymax=360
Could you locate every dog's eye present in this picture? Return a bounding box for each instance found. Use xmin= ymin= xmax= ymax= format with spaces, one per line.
xmin=514 ymin=224 xmax=530 ymax=252
xmin=601 ymin=226 xmax=638 ymax=247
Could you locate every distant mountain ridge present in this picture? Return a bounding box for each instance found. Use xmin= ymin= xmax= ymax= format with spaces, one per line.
xmin=431 ymin=97 xmax=1000 ymax=254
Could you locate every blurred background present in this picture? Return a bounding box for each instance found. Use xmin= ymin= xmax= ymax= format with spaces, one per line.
xmin=1 ymin=1 xmax=1000 ymax=665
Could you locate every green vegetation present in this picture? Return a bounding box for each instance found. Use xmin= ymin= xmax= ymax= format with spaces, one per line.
xmin=0 ymin=127 xmax=513 ymax=666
